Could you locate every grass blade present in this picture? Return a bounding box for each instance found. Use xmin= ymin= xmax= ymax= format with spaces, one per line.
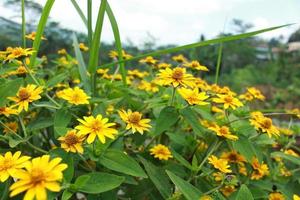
xmin=29 ymin=0 xmax=55 ymax=68
xmin=98 ymin=24 xmax=292 ymax=69
xmin=87 ymin=0 xmax=93 ymax=46
xmin=106 ymin=3 xmax=126 ymax=85
xmin=214 ymin=43 xmax=223 ymax=84
xmin=70 ymin=0 xmax=87 ymax=27
xmin=72 ymin=33 xmax=91 ymax=93
xmin=88 ymin=0 xmax=107 ymax=73
xmin=21 ymin=0 xmax=26 ymax=48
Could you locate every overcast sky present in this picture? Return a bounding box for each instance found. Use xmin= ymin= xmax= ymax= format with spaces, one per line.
xmin=0 ymin=0 xmax=299 ymax=45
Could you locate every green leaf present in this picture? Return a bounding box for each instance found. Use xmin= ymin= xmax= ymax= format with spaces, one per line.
xmin=27 ymin=118 xmax=53 ymax=132
xmin=139 ymin=156 xmax=172 ymax=199
xmin=62 ymin=190 xmax=73 ymax=200
xmin=70 ymin=0 xmax=87 ymax=26
xmin=8 ymin=136 xmax=29 ymax=148
xmin=88 ymin=0 xmax=107 ymax=73
xmin=236 ymin=185 xmax=254 ymax=200
xmin=29 ymin=0 xmax=55 ymax=67
xmin=98 ymin=24 xmax=292 ymax=69
xmin=271 ymin=152 xmax=300 ymax=165
xmin=0 ymin=78 xmax=23 ymax=106
xmin=54 ymin=109 xmax=72 ymax=136
xmin=72 ymin=33 xmax=91 ymax=93
xmin=74 ymin=172 xmax=124 ymax=194
xmin=232 ymin=136 xmax=258 ymax=163
xmin=171 ymin=149 xmax=193 ymax=170
xmin=106 ymin=2 xmax=126 ymax=85
xmin=45 ymin=73 xmax=67 ymax=88
xmin=180 ymin=107 xmax=205 ymax=137
xmin=166 ymin=170 xmax=201 ymax=200
xmin=154 ymin=106 xmax=179 ymax=136
xmin=99 ymin=149 xmax=147 ymax=178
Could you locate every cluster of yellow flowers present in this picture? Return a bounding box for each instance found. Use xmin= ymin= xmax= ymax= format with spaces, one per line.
xmin=0 ymin=151 xmax=67 ymax=200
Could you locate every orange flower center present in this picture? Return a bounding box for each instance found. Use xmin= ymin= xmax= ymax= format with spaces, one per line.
xmin=219 ymin=127 xmax=229 ymax=135
xmin=30 ymin=168 xmax=46 ymax=186
xmin=91 ymin=120 xmax=103 ymax=132
xmin=18 ymin=89 xmax=30 ymax=100
xmin=0 ymin=107 xmax=5 ymax=112
xmin=224 ymin=96 xmax=233 ymax=103
xmin=261 ymin=118 xmax=272 ymax=129
xmin=12 ymin=48 xmax=24 ymax=57
xmin=64 ymin=133 xmax=79 ymax=145
xmin=228 ymin=153 xmax=238 ymax=162
xmin=172 ymin=69 xmax=184 ymax=80
xmin=0 ymin=158 xmax=13 ymax=171
xmin=128 ymin=112 xmax=141 ymax=124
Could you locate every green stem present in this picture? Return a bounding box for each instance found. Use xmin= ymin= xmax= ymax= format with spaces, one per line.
xmin=18 ymin=116 xmax=27 ymax=137
xmin=170 ymin=87 xmax=176 ymax=106
xmin=214 ymin=43 xmax=223 ymax=84
xmin=87 ymin=0 xmax=93 ymax=47
xmin=203 ymin=182 xmax=224 ymax=195
xmin=196 ymin=140 xmax=221 ymax=173
xmin=21 ymin=0 xmax=26 ymax=48
xmin=32 ymin=103 xmax=60 ymax=110
xmin=78 ymin=154 xmax=94 ymax=171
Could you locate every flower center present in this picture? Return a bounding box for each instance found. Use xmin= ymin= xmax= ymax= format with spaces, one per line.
xmin=219 ymin=127 xmax=229 ymax=135
xmin=0 ymin=158 xmax=13 ymax=171
xmin=224 ymin=96 xmax=233 ymax=103
xmin=0 ymin=107 xmax=5 ymax=112
xmin=18 ymin=89 xmax=30 ymax=100
xmin=30 ymin=168 xmax=46 ymax=186
xmin=64 ymin=134 xmax=79 ymax=145
xmin=91 ymin=120 xmax=103 ymax=132
xmin=172 ymin=69 xmax=184 ymax=80
xmin=228 ymin=153 xmax=238 ymax=162
xmin=12 ymin=48 xmax=24 ymax=57
xmin=71 ymin=93 xmax=81 ymax=103
xmin=128 ymin=112 xmax=141 ymax=124
xmin=261 ymin=118 xmax=272 ymax=129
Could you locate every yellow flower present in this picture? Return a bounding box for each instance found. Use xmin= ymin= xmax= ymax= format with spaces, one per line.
xmin=97 ymin=68 xmax=109 ymax=76
xmin=157 ymin=62 xmax=172 ymax=69
xmin=213 ymin=94 xmax=243 ymax=110
xmin=208 ymin=155 xmax=232 ymax=173
xmin=138 ymin=80 xmax=159 ymax=93
xmin=279 ymin=128 xmax=293 ymax=136
xmin=25 ymin=32 xmax=46 ymax=41
xmin=139 ymin=56 xmax=158 ymax=65
xmin=221 ymin=151 xmax=246 ymax=164
xmin=212 ymin=172 xmax=224 ymax=182
xmin=156 ymin=67 xmax=195 ymax=88
xmin=4 ymin=47 xmax=34 ymax=61
xmin=220 ymin=185 xmax=236 ymax=197
xmin=0 ymin=151 xmax=30 ymax=182
xmin=183 ymin=60 xmax=209 ymax=71
xmin=9 ymin=155 xmax=67 ymax=200
xmin=269 ymin=192 xmax=285 ymax=200
xmin=0 ymin=106 xmax=18 ymax=117
xmin=79 ymin=43 xmax=89 ymax=51
xmin=294 ymin=194 xmax=300 ymax=200
xmin=57 ymin=48 xmax=67 ymax=55
xmin=109 ymin=50 xmax=132 ymax=60
xmin=251 ymin=157 xmax=269 ymax=180
xmin=3 ymin=121 xmax=18 ymax=134
xmin=208 ymin=125 xmax=238 ymax=141
xmin=172 ymin=54 xmax=187 ymax=63
xmin=249 ymin=111 xmax=280 ymax=138
xmin=150 ymin=144 xmax=173 ymax=160
xmin=177 ymin=88 xmax=209 ymax=105
xmin=75 ymin=115 xmax=118 ymax=144
xmin=58 ymin=130 xmax=85 ymax=154
xmin=247 ymin=87 xmax=265 ymax=100
xmin=284 ymin=149 xmax=299 ymax=157
xmin=118 ymin=109 xmax=151 ymax=134
xmin=57 ymin=87 xmax=90 ymax=105
xmin=287 ymin=108 xmax=300 ymax=119
xmin=200 ymin=195 xmax=213 ymax=200
xmin=8 ymin=84 xmax=43 ymax=112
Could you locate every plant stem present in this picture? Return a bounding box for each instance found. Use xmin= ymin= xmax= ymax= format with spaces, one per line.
xmin=170 ymin=87 xmax=176 ymax=106
xmin=196 ymin=140 xmax=221 ymax=173
xmin=214 ymin=43 xmax=223 ymax=84
xmin=18 ymin=116 xmax=27 ymax=137
xmin=21 ymin=0 xmax=26 ymax=48
xmin=78 ymin=154 xmax=94 ymax=171
xmin=87 ymin=0 xmax=93 ymax=47
xmin=32 ymin=103 xmax=60 ymax=110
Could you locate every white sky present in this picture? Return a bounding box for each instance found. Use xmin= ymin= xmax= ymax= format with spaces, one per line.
xmin=0 ymin=0 xmax=299 ymax=45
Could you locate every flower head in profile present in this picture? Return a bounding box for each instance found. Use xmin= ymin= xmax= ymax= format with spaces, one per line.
xmin=156 ymin=67 xmax=195 ymax=88
xmin=9 ymin=155 xmax=67 ymax=200
xmin=57 ymin=87 xmax=90 ymax=105
xmin=75 ymin=115 xmax=118 ymax=144
xmin=8 ymin=84 xmax=43 ymax=112
xmin=150 ymin=144 xmax=173 ymax=161
xmin=118 ymin=109 xmax=151 ymax=134
xmin=0 ymin=151 xmax=30 ymax=182
xmin=208 ymin=125 xmax=238 ymax=141
xmin=109 ymin=50 xmax=132 ymax=60
xmin=79 ymin=43 xmax=89 ymax=51
xmin=172 ymin=54 xmax=187 ymax=63
xmin=4 ymin=47 xmax=35 ymax=61
xmin=0 ymin=106 xmax=18 ymax=117
xmin=249 ymin=111 xmax=280 ymax=138
xmin=57 ymin=48 xmax=67 ymax=55
xmin=183 ymin=60 xmax=209 ymax=71
xmin=268 ymin=192 xmax=285 ymax=200
xmin=177 ymin=88 xmax=209 ymax=105
xmin=25 ymin=32 xmax=46 ymax=41
xmin=139 ymin=56 xmax=158 ymax=65
xmin=294 ymin=194 xmax=300 ymax=200
xmin=157 ymin=62 xmax=172 ymax=69
xmin=213 ymin=94 xmax=243 ymax=110
xmin=58 ymin=130 xmax=85 ymax=154
xmin=221 ymin=151 xmax=246 ymax=164
xmin=208 ymin=155 xmax=232 ymax=173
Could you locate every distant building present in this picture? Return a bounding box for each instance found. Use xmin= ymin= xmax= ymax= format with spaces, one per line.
xmin=287 ymin=42 xmax=300 ymax=52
